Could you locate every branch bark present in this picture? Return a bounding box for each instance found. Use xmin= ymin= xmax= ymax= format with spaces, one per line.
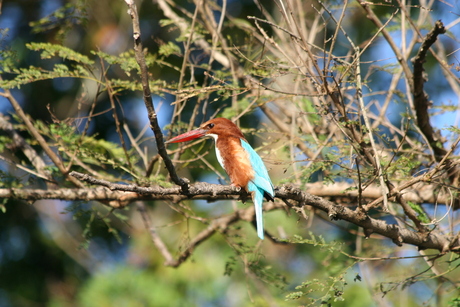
xmin=0 ymin=180 xmax=453 ymax=206
xmin=412 ymin=20 xmax=447 ymax=158
xmin=2 ymin=171 xmax=456 ymax=254
xmin=276 ymin=185 xmax=454 ymax=253
xmin=124 ymin=0 xmax=186 ymax=188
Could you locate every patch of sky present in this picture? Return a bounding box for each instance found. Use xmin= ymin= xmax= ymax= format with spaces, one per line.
xmin=411 ymin=278 xmax=439 ymax=306
xmin=0 ymin=89 xmax=25 ymax=114
xmin=85 ymin=94 xmax=171 ymax=147
xmin=124 ymin=94 xmax=174 ymax=141
xmin=431 ymin=2 xmax=460 ymax=27
xmin=423 ymin=203 xmax=457 ymax=232
xmin=0 ymin=4 xmax=22 ymax=39
xmin=89 ymin=236 xmax=130 ymax=272
xmin=285 ymin=254 xmax=315 ymax=285
xmin=380 ymin=213 xmax=399 ymax=225
xmin=2 ymin=226 xmax=30 ymax=261
xmin=217 ymin=0 xmax=243 ymax=18
xmin=39 ymin=0 xmax=62 ymax=19
xmin=360 ymin=19 xmax=460 ymax=141
xmin=52 ymin=77 xmax=76 ymax=92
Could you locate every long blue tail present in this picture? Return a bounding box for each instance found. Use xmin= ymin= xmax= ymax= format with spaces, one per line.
xmin=249 ymin=182 xmax=265 ymax=240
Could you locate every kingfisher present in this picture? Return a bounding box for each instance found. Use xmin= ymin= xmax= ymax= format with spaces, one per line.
xmin=166 ymin=118 xmax=274 ymax=240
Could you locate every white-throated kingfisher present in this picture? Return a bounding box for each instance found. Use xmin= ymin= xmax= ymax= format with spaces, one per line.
xmin=167 ymin=118 xmax=274 ymax=239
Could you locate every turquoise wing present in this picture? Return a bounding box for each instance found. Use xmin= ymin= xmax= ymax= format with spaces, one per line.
xmin=241 ymin=139 xmax=274 ymax=239
xmin=240 ymin=139 xmax=274 ymax=197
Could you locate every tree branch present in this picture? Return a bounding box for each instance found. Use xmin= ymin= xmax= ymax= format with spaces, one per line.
xmin=0 ymin=180 xmax=454 ymax=206
xmin=2 ymin=171 xmax=456 ymax=254
xmin=137 ymin=201 xmax=175 ymax=265
xmin=0 ymin=114 xmax=51 ymax=181
xmin=357 ymin=1 xmax=413 ymax=89
xmin=412 ymin=20 xmax=447 ymax=158
xmin=124 ymin=0 xmax=186 ymax=188
xmin=276 ymin=185 xmax=453 ymax=253
xmin=0 ymin=84 xmax=83 ymax=188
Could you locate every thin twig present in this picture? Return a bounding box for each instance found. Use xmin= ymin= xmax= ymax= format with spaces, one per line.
xmin=137 ymin=201 xmax=175 ymax=265
xmin=354 ymin=47 xmax=390 ymax=211
xmin=103 ymin=59 xmax=135 ymax=174
xmin=0 ymin=82 xmax=83 ymax=188
xmin=0 ymin=114 xmax=51 ymax=180
xmin=124 ymin=0 xmax=186 ymax=188
xmin=357 ymin=0 xmax=413 ymax=89
xmin=364 ymin=137 xmax=460 ymax=210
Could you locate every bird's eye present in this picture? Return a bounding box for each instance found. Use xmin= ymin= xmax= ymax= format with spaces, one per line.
xmin=208 ymin=123 xmax=214 ymax=129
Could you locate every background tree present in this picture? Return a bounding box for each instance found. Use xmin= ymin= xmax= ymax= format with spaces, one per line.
xmin=0 ymin=0 xmax=459 ymax=306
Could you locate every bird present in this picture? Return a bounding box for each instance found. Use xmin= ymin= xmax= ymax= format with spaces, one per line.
xmin=166 ymin=118 xmax=274 ymax=240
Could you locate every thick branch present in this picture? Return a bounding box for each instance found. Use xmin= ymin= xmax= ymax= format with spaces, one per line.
xmin=3 ymin=171 xmax=457 ymax=253
xmin=0 ymin=181 xmax=452 ymax=206
xmin=69 ymin=171 xmax=241 ymax=199
xmin=70 ymin=171 xmax=456 ymax=206
xmin=276 ymin=186 xmax=453 ymax=253
xmin=412 ymin=20 xmax=447 ymax=158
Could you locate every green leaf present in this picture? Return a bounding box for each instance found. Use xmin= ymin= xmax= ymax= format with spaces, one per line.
xmin=26 ymin=42 xmax=94 ymax=65
xmin=408 ymin=201 xmax=430 ymax=224
xmin=158 ymin=41 xmax=182 ymax=56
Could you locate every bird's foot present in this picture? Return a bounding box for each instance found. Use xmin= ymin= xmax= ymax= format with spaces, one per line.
xmin=231 ymin=183 xmax=242 ymax=192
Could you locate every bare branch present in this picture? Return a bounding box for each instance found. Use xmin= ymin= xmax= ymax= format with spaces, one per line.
xmin=276 ymin=185 xmax=453 ymax=253
xmin=0 ymin=84 xmax=83 ymax=188
xmin=2 ymin=170 xmax=457 ymax=253
xmin=124 ymin=0 xmax=185 ymax=187
xmin=412 ymin=20 xmax=447 ymax=158
xmin=357 ymin=0 xmax=413 ymax=89
xmin=2 ymin=178 xmax=454 ymax=207
xmin=137 ymin=201 xmax=175 ymax=264
xmin=0 ymin=114 xmax=51 ymax=180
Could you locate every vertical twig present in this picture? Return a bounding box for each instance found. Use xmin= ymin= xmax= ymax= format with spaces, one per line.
xmin=136 ymin=202 xmax=175 ymax=265
xmin=102 ymin=59 xmax=135 ymax=174
xmin=355 ymin=158 xmax=363 ymax=210
xmin=174 ymin=1 xmax=201 ymax=126
xmin=124 ymin=0 xmax=186 ymax=188
xmin=356 ymin=0 xmax=413 ymax=90
xmin=354 ymin=49 xmax=390 ymax=210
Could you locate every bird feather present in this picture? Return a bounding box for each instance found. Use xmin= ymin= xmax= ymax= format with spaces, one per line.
xmin=240 ymin=140 xmax=274 ymax=239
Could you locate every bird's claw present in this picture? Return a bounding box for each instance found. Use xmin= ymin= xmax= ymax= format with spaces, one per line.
xmin=231 ymin=183 xmax=242 ymax=192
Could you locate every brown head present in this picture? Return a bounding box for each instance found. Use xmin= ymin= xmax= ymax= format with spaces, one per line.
xmin=166 ymin=118 xmax=246 ymax=143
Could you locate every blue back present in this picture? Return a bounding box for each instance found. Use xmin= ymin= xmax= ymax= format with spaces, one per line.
xmin=240 ymin=140 xmax=274 ymax=196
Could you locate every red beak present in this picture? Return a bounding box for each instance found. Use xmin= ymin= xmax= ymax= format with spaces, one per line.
xmin=166 ymin=129 xmax=207 ymax=143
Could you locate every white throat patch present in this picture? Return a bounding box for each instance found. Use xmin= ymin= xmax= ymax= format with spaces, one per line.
xmin=207 ymin=133 xmax=225 ymax=169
